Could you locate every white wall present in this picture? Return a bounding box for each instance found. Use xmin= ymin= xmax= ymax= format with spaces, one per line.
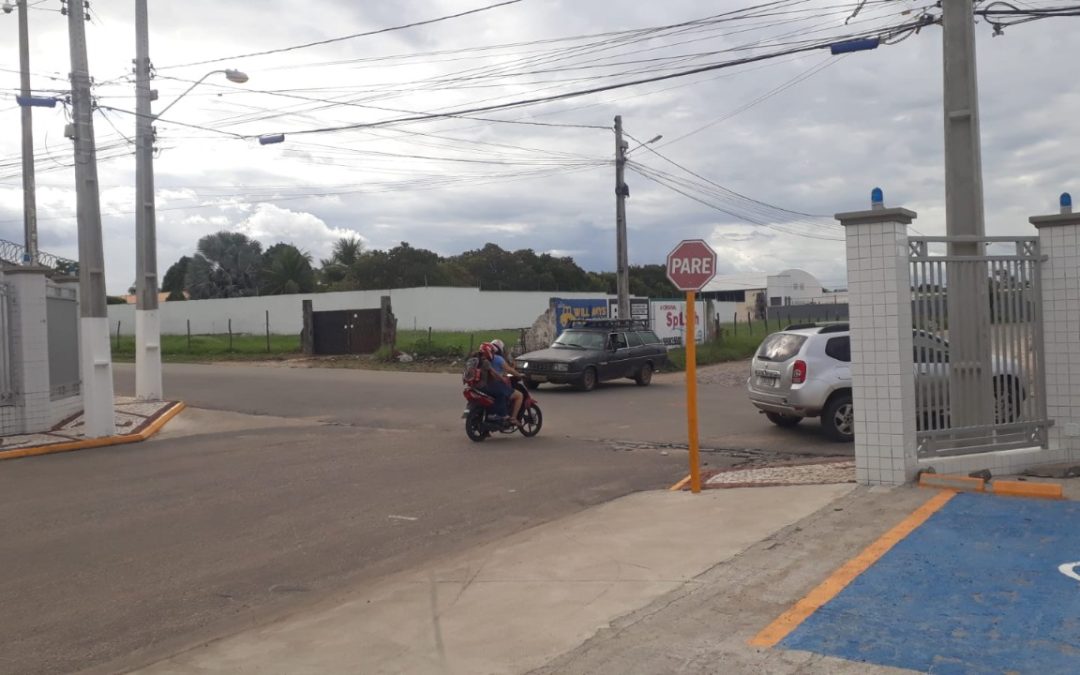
xmin=767 ymin=268 xmax=825 ymax=306
xmin=106 ymin=287 xmax=612 ymax=336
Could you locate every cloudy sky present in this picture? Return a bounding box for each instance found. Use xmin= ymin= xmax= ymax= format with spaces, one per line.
xmin=0 ymin=0 xmax=1077 ymax=294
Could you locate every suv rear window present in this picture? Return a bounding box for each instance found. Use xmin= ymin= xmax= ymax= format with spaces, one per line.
xmin=756 ymin=333 xmax=807 ymax=362
xmin=825 ymin=336 xmax=851 ymax=362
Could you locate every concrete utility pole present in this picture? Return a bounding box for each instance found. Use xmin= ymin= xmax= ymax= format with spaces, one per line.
xmin=943 ymin=0 xmax=986 ymax=250
xmin=134 ymin=0 xmax=162 ymax=400
xmin=16 ymin=0 xmax=39 ymax=264
xmin=614 ymin=115 xmax=630 ymax=320
xmin=942 ymin=0 xmax=992 ymax=428
xmin=66 ymin=0 xmax=116 ymax=437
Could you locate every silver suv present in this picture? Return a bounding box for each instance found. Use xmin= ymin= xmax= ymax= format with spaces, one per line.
xmin=747 ymin=324 xmax=854 ymax=442
xmin=746 ymin=323 xmax=1026 ymax=442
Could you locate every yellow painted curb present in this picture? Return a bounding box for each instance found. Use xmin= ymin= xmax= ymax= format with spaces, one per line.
xmin=918 ymin=473 xmax=986 ymax=493
xmin=669 ymin=474 xmax=692 ymax=491
xmin=989 ymin=480 xmax=1063 ymax=500
xmin=749 ymin=489 xmax=955 ymax=649
xmin=0 ymin=402 xmax=186 ymax=462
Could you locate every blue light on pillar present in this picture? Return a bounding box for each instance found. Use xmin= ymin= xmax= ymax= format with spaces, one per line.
xmin=1061 ymin=192 xmax=1073 ymax=214
xmin=871 ymin=187 xmax=884 ymax=209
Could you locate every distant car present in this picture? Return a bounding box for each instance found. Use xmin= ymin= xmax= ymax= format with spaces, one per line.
xmin=746 ymin=323 xmax=1025 ymax=442
xmin=516 ymin=319 xmax=669 ymax=391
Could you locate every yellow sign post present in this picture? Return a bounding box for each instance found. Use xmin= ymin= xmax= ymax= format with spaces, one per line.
xmin=665 ymin=239 xmax=716 ymax=495
xmin=685 ymin=289 xmax=701 ymax=493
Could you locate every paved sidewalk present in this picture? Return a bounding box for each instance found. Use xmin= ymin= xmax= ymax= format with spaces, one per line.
xmin=0 ymin=397 xmax=180 ymax=453
xmin=135 ymin=484 xmax=854 ymax=675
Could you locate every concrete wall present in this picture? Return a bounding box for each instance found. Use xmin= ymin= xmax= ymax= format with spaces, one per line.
xmin=106 ymin=287 xmax=612 ymax=336
xmin=0 ymin=269 xmax=82 ymax=436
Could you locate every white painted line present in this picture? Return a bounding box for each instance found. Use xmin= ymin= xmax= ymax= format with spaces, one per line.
xmin=388 ymin=515 xmax=418 ymax=522
xmin=1058 ymin=561 xmax=1080 ymax=583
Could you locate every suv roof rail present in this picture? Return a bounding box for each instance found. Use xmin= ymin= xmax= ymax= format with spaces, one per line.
xmin=784 ymin=322 xmax=819 ymax=331
xmin=818 ymin=323 xmax=850 ymax=334
xmin=568 ymin=318 xmax=650 ymax=330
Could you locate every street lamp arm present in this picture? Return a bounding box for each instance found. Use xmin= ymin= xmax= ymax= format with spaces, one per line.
xmin=153 ymin=68 xmax=247 ymax=120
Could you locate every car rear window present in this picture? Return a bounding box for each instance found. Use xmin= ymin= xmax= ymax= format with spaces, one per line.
xmin=636 ymin=330 xmax=662 ymax=345
xmin=825 ymin=336 xmax=851 ymax=362
xmin=756 ymin=333 xmax=807 ymax=362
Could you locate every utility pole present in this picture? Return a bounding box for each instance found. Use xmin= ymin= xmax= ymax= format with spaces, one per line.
xmin=16 ymin=0 xmax=38 ymax=264
xmin=942 ymin=0 xmax=992 ymax=428
xmin=134 ymin=0 xmax=162 ymax=400
xmin=65 ymin=0 xmax=116 ymax=437
xmin=613 ymin=115 xmax=630 ymax=320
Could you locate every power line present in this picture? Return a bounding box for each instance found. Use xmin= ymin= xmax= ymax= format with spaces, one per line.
xmin=155 ymin=0 xmax=527 ymax=71
xmin=260 ymin=15 xmax=935 ymax=139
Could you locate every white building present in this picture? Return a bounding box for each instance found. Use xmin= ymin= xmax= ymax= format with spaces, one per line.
xmin=701 ymin=268 xmax=846 ymax=314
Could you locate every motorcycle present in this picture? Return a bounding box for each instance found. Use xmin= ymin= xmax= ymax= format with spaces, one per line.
xmin=462 ymin=376 xmax=543 ymax=442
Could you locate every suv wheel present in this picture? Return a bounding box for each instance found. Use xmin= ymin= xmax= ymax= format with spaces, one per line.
xmin=577 ymin=367 xmax=597 ymax=392
xmin=765 ymin=412 xmax=802 ymax=428
xmin=822 ymin=393 xmax=854 ymax=443
xmin=634 ymin=363 xmax=653 ymax=386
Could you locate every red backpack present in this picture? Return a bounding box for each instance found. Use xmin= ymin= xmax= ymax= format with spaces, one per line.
xmin=462 ymin=355 xmax=482 ymax=387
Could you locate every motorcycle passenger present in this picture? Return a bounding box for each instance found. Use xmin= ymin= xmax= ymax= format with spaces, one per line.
xmin=477 ymin=342 xmax=512 ymax=421
xmin=490 ymin=339 xmax=524 ymax=423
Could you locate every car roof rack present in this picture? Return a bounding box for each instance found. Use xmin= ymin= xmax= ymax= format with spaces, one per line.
xmin=782 ymin=322 xmax=849 ymax=333
xmin=568 ymin=318 xmax=650 ymax=330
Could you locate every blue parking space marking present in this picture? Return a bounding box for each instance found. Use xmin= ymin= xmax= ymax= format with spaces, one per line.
xmin=781 ymin=493 xmax=1080 ymax=674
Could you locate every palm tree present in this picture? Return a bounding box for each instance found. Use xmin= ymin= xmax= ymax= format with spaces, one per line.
xmin=320 ymin=235 xmax=364 ymax=287
xmin=260 ymin=244 xmax=315 ymax=295
xmin=185 ymin=232 xmax=263 ymax=299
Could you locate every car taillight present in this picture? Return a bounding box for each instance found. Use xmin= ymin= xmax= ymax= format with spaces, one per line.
xmin=792 ymin=360 xmax=807 ymax=384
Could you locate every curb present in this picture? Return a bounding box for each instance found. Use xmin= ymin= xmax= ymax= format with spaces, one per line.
xmin=918 ymin=472 xmax=1064 ymax=500
xmin=0 ymin=402 xmax=186 ymax=462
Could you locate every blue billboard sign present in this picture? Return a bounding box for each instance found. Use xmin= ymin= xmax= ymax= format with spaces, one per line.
xmin=553 ymin=298 xmax=609 ymax=335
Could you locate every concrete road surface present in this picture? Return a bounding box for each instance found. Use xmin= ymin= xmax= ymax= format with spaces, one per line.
xmin=0 ymin=362 xmax=844 ymax=675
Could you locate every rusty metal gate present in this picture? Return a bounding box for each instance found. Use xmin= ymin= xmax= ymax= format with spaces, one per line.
xmin=909 ymin=236 xmax=1048 ymax=457
xmin=312 ymin=309 xmax=383 ymax=355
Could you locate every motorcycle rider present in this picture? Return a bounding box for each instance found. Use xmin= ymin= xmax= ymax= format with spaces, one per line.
xmin=477 ymin=342 xmax=512 ymax=422
xmin=490 ymin=339 xmax=524 ymax=424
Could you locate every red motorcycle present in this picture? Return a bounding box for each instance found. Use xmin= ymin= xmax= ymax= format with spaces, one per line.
xmin=462 ymin=376 xmax=543 ymax=442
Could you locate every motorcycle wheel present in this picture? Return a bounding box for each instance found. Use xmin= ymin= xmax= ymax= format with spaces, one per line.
xmin=519 ymin=404 xmax=543 ymax=437
xmin=465 ymin=409 xmax=489 ymax=442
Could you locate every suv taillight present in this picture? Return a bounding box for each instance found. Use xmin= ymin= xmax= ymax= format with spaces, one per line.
xmin=792 ymin=360 xmax=807 ymax=384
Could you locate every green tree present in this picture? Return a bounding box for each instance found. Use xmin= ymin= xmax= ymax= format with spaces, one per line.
xmin=184 ymin=232 xmax=263 ymax=299
xmin=260 ymin=243 xmax=316 ymax=295
xmin=162 ymin=255 xmax=191 ymax=300
xmin=319 ymin=236 xmax=364 ymax=288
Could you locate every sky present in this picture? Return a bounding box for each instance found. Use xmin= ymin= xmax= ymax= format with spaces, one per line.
xmin=0 ymin=0 xmax=1077 ymax=295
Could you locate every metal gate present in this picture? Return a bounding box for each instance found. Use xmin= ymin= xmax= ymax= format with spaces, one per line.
xmin=909 ymin=236 xmax=1048 ymax=457
xmin=312 ymin=309 xmax=383 ymax=355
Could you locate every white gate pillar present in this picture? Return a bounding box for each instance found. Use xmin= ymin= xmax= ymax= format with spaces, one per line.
xmin=837 ymin=190 xmax=919 ymax=485
xmin=1031 ymin=193 xmax=1080 ymax=464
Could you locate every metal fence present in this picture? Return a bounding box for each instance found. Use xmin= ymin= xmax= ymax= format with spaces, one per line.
xmin=0 ymin=282 xmax=12 ymax=406
xmin=46 ymin=284 xmax=80 ymax=400
xmin=909 ymin=236 xmax=1048 ymax=457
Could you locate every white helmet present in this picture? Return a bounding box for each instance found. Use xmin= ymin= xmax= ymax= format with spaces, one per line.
xmin=491 ymin=338 xmax=505 ymax=354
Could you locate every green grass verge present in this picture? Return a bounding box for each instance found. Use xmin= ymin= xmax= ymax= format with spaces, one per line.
xmin=394 ymin=329 xmax=522 ymax=359
xmin=111 ymin=334 xmax=302 ymax=362
xmin=664 ymin=322 xmax=769 ymax=370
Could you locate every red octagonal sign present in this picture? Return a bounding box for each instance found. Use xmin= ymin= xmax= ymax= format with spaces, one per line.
xmin=666 ymin=239 xmax=717 ymax=292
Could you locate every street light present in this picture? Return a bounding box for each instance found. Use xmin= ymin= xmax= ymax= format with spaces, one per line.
xmin=626 ymin=134 xmax=663 ymax=155
xmin=154 ymin=68 xmax=250 ymax=119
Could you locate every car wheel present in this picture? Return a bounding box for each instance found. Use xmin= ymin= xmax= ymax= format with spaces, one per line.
xmin=525 ymin=379 xmax=541 ymax=391
xmin=765 ymin=411 xmax=802 ymax=428
xmin=822 ymin=393 xmax=854 ymax=443
xmin=577 ymin=367 xmax=597 ymax=392
xmin=634 ymin=363 xmax=653 ymax=386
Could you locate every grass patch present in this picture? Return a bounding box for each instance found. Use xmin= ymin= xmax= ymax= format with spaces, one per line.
xmin=394 ymin=329 xmax=522 ymax=359
xmin=111 ymin=333 xmax=302 ymax=362
xmin=663 ymin=322 xmax=767 ymax=371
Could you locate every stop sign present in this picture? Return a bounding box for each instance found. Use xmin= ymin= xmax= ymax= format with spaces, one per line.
xmin=666 ymin=239 xmax=717 ymax=291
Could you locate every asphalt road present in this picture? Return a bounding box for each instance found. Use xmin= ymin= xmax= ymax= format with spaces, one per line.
xmin=0 ymin=362 xmax=843 ymax=675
